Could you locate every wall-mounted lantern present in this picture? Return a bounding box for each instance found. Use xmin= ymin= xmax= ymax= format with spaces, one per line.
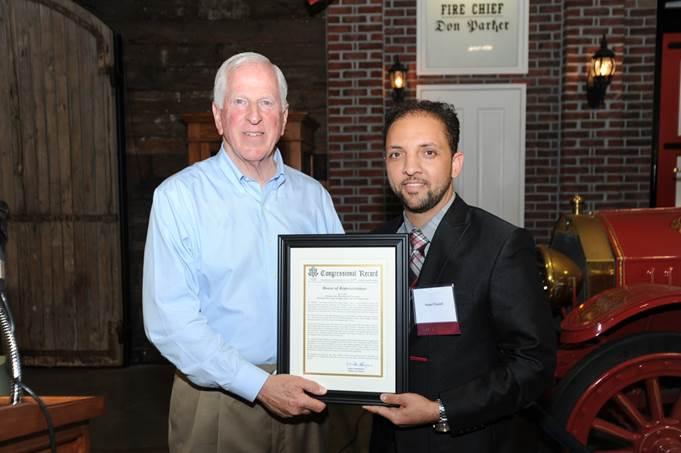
xmin=586 ymin=34 xmax=616 ymax=108
xmin=389 ymin=56 xmax=408 ymax=103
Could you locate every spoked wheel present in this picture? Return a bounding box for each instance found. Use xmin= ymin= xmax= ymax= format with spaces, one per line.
xmin=551 ymin=332 xmax=681 ymax=453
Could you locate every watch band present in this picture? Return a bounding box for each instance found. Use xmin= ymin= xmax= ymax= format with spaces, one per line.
xmin=433 ymin=398 xmax=450 ymax=433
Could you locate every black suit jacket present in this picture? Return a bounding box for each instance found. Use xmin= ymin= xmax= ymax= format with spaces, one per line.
xmin=370 ymin=196 xmax=556 ymax=453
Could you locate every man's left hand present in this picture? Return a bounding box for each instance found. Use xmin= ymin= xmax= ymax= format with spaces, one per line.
xmin=363 ymin=393 xmax=440 ymax=427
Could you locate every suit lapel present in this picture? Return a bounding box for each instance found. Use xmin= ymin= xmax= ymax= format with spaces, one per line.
xmin=418 ymin=196 xmax=471 ymax=286
xmin=376 ymin=196 xmax=472 ymax=286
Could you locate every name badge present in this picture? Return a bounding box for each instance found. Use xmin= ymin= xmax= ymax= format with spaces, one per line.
xmin=412 ymin=285 xmax=460 ymax=336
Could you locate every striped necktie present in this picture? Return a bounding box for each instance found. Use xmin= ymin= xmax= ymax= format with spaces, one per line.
xmin=408 ymin=228 xmax=428 ymax=287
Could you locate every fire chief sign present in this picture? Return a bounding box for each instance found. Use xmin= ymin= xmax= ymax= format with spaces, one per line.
xmin=417 ymin=0 xmax=528 ymax=75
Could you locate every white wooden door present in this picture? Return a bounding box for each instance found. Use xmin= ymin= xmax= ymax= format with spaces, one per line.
xmin=417 ymin=84 xmax=526 ymax=227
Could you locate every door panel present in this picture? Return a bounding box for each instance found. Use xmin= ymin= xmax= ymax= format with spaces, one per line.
xmin=417 ymin=84 xmax=526 ymax=227
xmin=0 ymin=0 xmax=122 ymax=365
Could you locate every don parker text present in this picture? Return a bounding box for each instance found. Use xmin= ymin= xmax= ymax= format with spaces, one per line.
xmin=435 ymin=2 xmax=510 ymax=33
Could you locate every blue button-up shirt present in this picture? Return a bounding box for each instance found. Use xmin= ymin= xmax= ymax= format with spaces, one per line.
xmin=143 ymin=146 xmax=343 ymax=401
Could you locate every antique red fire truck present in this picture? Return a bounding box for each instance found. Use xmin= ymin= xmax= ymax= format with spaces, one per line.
xmin=537 ymin=196 xmax=681 ymax=452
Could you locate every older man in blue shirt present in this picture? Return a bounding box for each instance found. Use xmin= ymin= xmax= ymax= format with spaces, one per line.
xmin=143 ymin=52 xmax=343 ymax=453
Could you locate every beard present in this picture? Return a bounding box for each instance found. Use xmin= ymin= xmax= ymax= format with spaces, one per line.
xmin=392 ymin=178 xmax=452 ymax=214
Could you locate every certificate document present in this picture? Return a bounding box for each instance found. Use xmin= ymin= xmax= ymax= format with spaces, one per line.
xmin=278 ymin=234 xmax=409 ymax=405
xmin=304 ymin=265 xmax=383 ymax=377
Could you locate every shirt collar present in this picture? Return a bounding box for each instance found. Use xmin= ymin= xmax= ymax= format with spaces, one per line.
xmin=217 ymin=143 xmax=287 ymax=189
xmin=400 ymin=193 xmax=456 ymax=242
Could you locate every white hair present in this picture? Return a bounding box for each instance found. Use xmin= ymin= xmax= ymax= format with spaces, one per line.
xmin=212 ymin=52 xmax=288 ymax=110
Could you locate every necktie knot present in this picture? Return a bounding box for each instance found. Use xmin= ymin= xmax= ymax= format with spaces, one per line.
xmin=408 ymin=229 xmax=428 ymax=286
xmin=409 ymin=229 xmax=428 ymax=251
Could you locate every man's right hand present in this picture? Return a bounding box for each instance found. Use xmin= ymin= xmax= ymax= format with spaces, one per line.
xmin=256 ymin=374 xmax=327 ymax=418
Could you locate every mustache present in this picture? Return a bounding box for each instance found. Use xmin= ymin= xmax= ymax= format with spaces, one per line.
xmin=400 ymin=178 xmax=428 ymax=186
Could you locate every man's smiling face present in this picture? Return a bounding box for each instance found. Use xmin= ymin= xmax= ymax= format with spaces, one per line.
xmin=385 ymin=112 xmax=463 ymax=217
xmin=212 ymin=62 xmax=288 ymax=167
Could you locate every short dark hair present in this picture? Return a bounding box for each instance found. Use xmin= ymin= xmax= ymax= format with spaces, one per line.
xmin=383 ymin=100 xmax=460 ymax=152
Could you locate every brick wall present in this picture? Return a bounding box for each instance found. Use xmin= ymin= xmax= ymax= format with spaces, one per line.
xmin=559 ymin=0 xmax=655 ymax=216
xmin=327 ymin=0 xmax=388 ymax=231
xmin=326 ymin=0 xmax=657 ymax=241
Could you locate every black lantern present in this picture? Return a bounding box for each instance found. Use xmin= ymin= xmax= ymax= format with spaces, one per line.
xmin=389 ymin=56 xmax=407 ymax=103
xmin=586 ymin=34 xmax=616 ymax=108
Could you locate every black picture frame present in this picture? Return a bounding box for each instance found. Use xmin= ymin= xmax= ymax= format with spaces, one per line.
xmin=277 ymin=234 xmax=409 ymax=405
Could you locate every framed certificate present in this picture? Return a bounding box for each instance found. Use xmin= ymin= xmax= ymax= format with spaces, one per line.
xmin=277 ymin=234 xmax=409 ymax=405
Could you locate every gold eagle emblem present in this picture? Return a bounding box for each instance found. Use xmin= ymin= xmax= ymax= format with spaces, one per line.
xmin=672 ymin=216 xmax=681 ymax=233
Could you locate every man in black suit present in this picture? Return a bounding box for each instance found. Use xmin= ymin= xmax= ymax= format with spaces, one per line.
xmin=363 ymin=100 xmax=556 ymax=452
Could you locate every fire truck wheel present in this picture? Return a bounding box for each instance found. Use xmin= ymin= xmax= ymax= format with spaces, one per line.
xmin=549 ymin=332 xmax=681 ymax=451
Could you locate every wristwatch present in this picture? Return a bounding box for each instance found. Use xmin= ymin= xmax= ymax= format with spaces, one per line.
xmin=433 ymin=398 xmax=450 ymax=433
